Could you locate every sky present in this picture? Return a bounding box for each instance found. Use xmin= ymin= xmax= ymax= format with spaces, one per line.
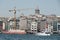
xmin=0 ymin=0 xmax=60 ymax=17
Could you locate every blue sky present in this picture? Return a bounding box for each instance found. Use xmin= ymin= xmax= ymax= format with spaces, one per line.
xmin=0 ymin=0 xmax=60 ymax=17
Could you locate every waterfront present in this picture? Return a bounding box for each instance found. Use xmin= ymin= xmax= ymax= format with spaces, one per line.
xmin=0 ymin=34 xmax=60 ymax=40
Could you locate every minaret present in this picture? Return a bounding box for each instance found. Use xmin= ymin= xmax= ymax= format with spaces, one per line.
xmin=35 ymin=7 xmax=40 ymax=14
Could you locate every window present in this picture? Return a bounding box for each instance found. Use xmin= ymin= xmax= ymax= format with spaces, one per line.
xmin=58 ymin=25 xmax=60 ymax=30
xmin=53 ymin=21 xmax=57 ymax=31
xmin=34 ymin=28 xmax=36 ymax=29
xmin=32 ymin=25 xmax=33 ymax=27
xmin=32 ymin=28 xmax=33 ymax=29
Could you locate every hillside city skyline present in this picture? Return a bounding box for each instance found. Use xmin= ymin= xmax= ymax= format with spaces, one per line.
xmin=0 ymin=0 xmax=60 ymax=17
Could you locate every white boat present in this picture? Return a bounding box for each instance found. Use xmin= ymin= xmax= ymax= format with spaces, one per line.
xmin=35 ymin=32 xmax=50 ymax=36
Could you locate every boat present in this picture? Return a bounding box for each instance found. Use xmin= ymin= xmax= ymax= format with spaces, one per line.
xmin=35 ymin=22 xmax=51 ymax=36
xmin=35 ymin=28 xmax=50 ymax=36
xmin=2 ymin=29 xmax=26 ymax=34
xmin=35 ymin=32 xmax=50 ymax=36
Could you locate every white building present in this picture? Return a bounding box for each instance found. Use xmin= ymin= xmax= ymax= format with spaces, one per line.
xmin=31 ymin=21 xmax=37 ymax=33
xmin=19 ymin=14 xmax=28 ymax=30
xmin=45 ymin=24 xmax=53 ymax=34
xmin=57 ymin=23 xmax=60 ymax=33
xmin=3 ymin=22 xmax=5 ymax=30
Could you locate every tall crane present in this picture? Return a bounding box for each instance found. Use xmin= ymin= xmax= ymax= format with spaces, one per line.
xmin=9 ymin=7 xmax=33 ymax=29
xmin=9 ymin=7 xmax=16 ymax=29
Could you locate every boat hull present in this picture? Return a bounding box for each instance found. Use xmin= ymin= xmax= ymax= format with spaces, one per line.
xmin=2 ymin=30 xmax=26 ymax=34
xmin=35 ymin=33 xmax=50 ymax=36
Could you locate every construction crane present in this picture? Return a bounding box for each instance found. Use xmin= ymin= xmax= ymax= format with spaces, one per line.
xmin=9 ymin=7 xmax=33 ymax=29
xmin=9 ymin=7 xmax=16 ymax=29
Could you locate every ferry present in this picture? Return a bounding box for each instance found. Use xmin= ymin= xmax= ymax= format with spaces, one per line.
xmin=2 ymin=29 xmax=26 ymax=34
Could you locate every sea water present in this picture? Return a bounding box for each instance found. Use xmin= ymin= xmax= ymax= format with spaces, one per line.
xmin=0 ymin=34 xmax=60 ymax=40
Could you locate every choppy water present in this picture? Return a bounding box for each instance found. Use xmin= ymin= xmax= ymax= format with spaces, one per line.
xmin=0 ymin=34 xmax=60 ymax=40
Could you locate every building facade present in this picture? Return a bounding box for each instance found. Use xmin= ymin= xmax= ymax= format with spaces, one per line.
xmin=19 ymin=14 xmax=28 ymax=30
xmin=31 ymin=21 xmax=37 ymax=33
